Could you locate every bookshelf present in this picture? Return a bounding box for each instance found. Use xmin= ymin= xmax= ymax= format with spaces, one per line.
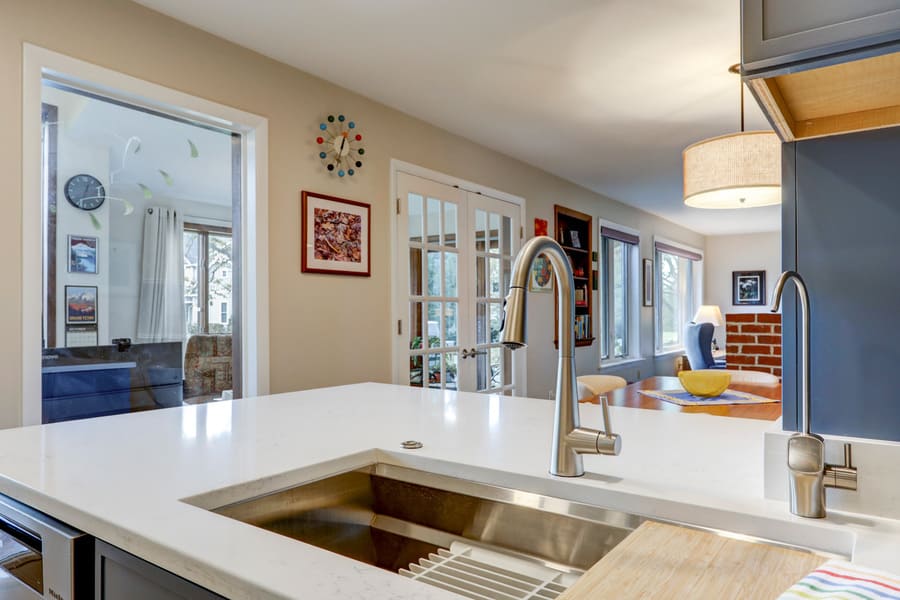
xmin=554 ymin=205 xmax=594 ymax=348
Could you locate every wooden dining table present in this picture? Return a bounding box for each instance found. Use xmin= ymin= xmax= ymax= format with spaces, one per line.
xmin=589 ymin=376 xmax=782 ymax=421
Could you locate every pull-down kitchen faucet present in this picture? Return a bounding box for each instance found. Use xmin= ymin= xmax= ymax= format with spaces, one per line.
xmin=771 ymin=270 xmax=856 ymax=518
xmin=501 ymin=236 xmax=620 ymax=477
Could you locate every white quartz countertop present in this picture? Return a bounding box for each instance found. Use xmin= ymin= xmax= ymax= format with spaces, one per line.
xmin=0 ymin=383 xmax=898 ymax=599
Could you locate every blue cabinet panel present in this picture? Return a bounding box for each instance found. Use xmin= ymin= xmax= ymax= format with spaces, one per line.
xmin=784 ymin=127 xmax=900 ymax=440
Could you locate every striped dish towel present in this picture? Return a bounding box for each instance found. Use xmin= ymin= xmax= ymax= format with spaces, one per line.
xmin=779 ymin=560 xmax=900 ymax=599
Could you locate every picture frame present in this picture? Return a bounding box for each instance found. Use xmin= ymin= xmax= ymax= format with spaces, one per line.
xmin=534 ymin=217 xmax=548 ymax=237
xmin=65 ymin=285 xmax=98 ymax=324
xmin=528 ymin=254 xmax=553 ymax=293
xmin=733 ymin=270 xmax=766 ymax=305
xmin=68 ymin=235 xmax=98 ymax=274
xmin=642 ymin=258 xmax=653 ymax=307
xmin=301 ymin=191 xmax=371 ymax=276
xmin=569 ymin=230 xmax=581 ymax=248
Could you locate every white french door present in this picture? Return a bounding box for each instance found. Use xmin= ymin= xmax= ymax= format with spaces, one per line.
xmin=395 ymin=172 xmax=522 ymax=395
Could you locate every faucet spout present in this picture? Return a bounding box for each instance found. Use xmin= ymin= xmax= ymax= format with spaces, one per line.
xmin=502 ymin=236 xmax=620 ymax=477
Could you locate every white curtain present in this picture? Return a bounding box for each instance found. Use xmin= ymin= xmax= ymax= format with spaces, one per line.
xmin=137 ymin=207 xmax=184 ymax=342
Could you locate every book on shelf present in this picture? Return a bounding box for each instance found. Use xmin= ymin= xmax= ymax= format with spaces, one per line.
xmin=574 ymin=314 xmax=590 ymax=340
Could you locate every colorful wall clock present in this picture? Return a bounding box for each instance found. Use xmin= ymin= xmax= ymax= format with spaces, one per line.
xmin=316 ymin=114 xmax=365 ymax=177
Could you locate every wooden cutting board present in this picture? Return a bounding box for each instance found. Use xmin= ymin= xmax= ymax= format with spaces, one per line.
xmin=558 ymin=520 xmax=827 ymax=600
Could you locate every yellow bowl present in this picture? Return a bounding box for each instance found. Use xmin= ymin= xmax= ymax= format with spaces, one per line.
xmin=678 ymin=371 xmax=731 ymax=397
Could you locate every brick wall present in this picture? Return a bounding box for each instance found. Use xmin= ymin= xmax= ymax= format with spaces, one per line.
xmin=725 ymin=313 xmax=782 ymax=377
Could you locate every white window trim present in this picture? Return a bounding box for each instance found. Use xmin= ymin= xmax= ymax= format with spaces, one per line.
xmin=389 ymin=159 xmax=527 ymax=396
xmin=22 ymin=45 xmax=269 ymax=425
xmin=652 ymin=236 xmax=704 ymax=356
xmin=597 ymin=220 xmax=641 ymax=366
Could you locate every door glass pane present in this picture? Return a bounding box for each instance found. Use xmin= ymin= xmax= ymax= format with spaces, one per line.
xmin=427 ymin=302 xmax=441 ymax=347
xmin=444 ymin=203 xmax=457 ymax=248
xmin=444 ymin=353 xmax=458 ymax=390
xmin=409 ymin=301 xmax=423 ymax=350
xmin=475 ymin=209 xmax=486 ymax=251
xmin=444 ymin=302 xmax=458 ymax=347
xmin=409 ymin=247 xmax=423 ymax=296
xmin=476 ymin=256 xmax=486 ymax=298
xmin=476 ymin=303 xmax=487 ymax=344
xmin=426 ymin=197 xmax=441 ymax=245
xmin=444 ymin=252 xmax=458 ymax=298
xmin=409 ymin=355 xmax=423 ymax=387
xmin=489 ymin=213 xmax=500 ymax=253
xmin=476 ymin=352 xmax=488 ymax=390
xmin=489 ymin=347 xmax=502 ymax=388
xmin=427 ymin=251 xmax=441 ymax=296
xmin=489 ymin=303 xmax=502 ymax=343
xmin=408 ymin=194 xmax=423 ymax=243
xmin=502 ymin=258 xmax=511 ymax=296
xmin=427 ymin=353 xmax=441 ymax=388
xmin=489 ymin=257 xmax=501 ymax=298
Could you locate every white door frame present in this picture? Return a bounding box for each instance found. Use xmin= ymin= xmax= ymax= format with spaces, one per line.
xmin=21 ymin=44 xmax=270 ymax=426
xmin=389 ymin=159 xmax=528 ymax=396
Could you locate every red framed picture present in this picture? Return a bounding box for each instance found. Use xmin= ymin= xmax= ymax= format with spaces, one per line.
xmin=301 ymin=191 xmax=371 ymax=276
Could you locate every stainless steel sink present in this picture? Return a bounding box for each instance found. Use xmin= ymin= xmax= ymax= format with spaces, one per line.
xmin=213 ymin=463 xmax=641 ymax=576
xmin=210 ymin=463 xmax=839 ymax=599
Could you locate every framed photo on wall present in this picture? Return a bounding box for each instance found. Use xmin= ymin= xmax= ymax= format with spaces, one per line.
xmin=65 ymin=285 xmax=98 ymax=324
xmin=68 ymin=235 xmax=98 ymax=274
xmin=733 ymin=270 xmax=766 ymax=305
xmin=642 ymin=258 xmax=653 ymax=307
xmin=301 ymin=191 xmax=371 ymax=276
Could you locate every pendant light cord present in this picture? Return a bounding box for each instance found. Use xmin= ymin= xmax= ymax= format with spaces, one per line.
xmin=729 ymin=63 xmax=744 ymax=132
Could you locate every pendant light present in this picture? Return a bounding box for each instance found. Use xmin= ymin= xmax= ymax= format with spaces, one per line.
xmin=683 ymin=64 xmax=781 ymax=209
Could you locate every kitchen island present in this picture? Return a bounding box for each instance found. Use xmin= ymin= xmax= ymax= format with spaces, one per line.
xmin=0 ymin=383 xmax=897 ymax=599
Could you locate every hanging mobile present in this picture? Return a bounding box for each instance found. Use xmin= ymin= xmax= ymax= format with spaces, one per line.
xmin=316 ymin=114 xmax=365 ymax=177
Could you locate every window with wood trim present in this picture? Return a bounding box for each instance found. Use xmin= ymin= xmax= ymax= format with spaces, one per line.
xmin=600 ymin=227 xmax=639 ymax=361
xmin=183 ymin=223 xmax=233 ymax=336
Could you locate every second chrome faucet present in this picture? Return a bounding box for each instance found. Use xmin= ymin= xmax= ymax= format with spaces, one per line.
xmin=771 ymin=270 xmax=857 ymax=518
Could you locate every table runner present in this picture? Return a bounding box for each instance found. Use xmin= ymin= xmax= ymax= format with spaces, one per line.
xmin=638 ymin=388 xmax=780 ymax=406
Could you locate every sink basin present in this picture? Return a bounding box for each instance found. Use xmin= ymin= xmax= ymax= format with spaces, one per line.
xmin=212 ymin=463 xmax=641 ymax=576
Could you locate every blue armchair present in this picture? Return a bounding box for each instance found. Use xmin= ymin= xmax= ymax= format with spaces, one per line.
xmin=684 ymin=322 xmax=725 ymax=370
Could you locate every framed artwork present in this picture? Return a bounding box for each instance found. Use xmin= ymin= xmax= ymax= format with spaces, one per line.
xmin=733 ymin=270 xmax=766 ymax=305
xmin=301 ymin=191 xmax=371 ymax=276
xmin=642 ymin=258 xmax=653 ymax=307
xmin=569 ymin=230 xmax=582 ymax=248
xmin=68 ymin=235 xmax=98 ymax=274
xmin=534 ymin=218 xmax=548 ymax=237
xmin=529 ymin=255 xmax=553 ymax=293
xmin=65 ymin=285 xmax=97 ymax=324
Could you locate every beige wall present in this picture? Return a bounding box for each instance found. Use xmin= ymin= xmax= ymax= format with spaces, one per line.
xmin=0 ymin=0 xmax=705 ymax=425
xmin=704 ymin=232 xmax=781 ymax=345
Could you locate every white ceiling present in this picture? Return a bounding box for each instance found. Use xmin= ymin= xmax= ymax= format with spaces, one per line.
xmin=132 ymin=0 xmax=781 ymax=235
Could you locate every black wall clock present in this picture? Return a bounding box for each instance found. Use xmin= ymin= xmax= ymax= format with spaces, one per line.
xmin=64 ymin=174 xmax=106 ymax=211
xmin=316 ymin=114 xmax=365 ymax=177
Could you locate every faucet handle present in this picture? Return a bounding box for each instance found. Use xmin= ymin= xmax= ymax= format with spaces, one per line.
xmin=600 ymin=395 xmax=614 ymax=437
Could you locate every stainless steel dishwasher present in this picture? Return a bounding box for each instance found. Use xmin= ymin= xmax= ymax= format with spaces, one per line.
xmin=0 ymin=493 xmax=92 ymax=599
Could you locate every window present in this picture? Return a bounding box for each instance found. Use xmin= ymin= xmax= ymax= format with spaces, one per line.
xmin=184 ymin=223 xmax=233 ymax=336
xmin=600 ymin=226 xmax=639 ymax=361
xmin=654 ymin=241 xmax=702 ymax=353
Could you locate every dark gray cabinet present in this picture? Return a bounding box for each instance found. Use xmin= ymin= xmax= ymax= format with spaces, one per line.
xmin=781 ymin=126 xmax=900 ymax=441
xmin=96 ymin=540 xmax=225 ymax=600
xmin=742 ymin=0 xmax=900 ymax=73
